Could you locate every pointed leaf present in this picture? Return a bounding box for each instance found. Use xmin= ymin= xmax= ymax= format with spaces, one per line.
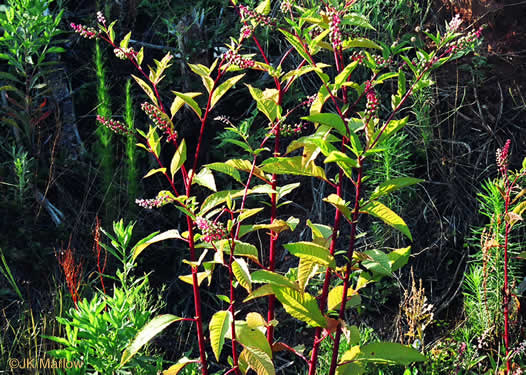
xmin=241 ymin=346 xmax=275 ymax=375
xmin=255 ymin=0 xmax=271 ymax=15
xmin=193 ymin=167 xmax=217 ymax=191
xmin=246 ymin=312 xmax=267 ymax=328
xmin=171 ymin=91 xmax=202 ymax=118
xmin=302 ymin=113 xmax=347 ymax=136
xmin=388 ymin=246 xmax=411 ymax=271
xmin=235 ymin=321 xmax=272 ymax=357
xmin=283 ymin=242 xmax=335 ymax=269
xmin=205 ymin=162 xmax=243 ymax=183
xmin=323 ymin=194 xmax=352 ymax=222
xmin=233 ymin=258 xmax=252 ymax=293
xmin=170 ymin=92 xmax=201 ymax=118
xmin=143 ymin=168 xmax=166 ymax=179
xmin=211 ymin=74 xmax=245 ymax=109
xmin=132 ymin=74 xmax=158 ymax=105
xmin=261 ymin=156 xmax=326 ymax=180
xmin=210 ymin=310 xmax=232 ymax=361
xmin=251 ymin=270 xmax=299 ymax=291
xmin=362 ymin=201 xmax=412 ymax=240
xmin=133 ymin=230 xmax=181 ymax=260
xmin=162 ymin=357 xmax=196 ymax=375
xmin=297 ymin=259 xmax=319 ymax=291
xmin=121 ymin=314 xmax=182 ymax=366
xmin=357 ymin=342 xmax=427 ymax=365
xmin=370 ymin=177 xmax=423 ymax=200
xmin=244 ymin=284 xmax=274 ymax=302
xmin=327 ymin=285 xmax=359 ymax=311
xmin=170 ymin=139 xmax=187 ymax=179
xmin=272 ymin=287 xmax=327 ymax=327
xmin=363 ymin=250 xmax=392 ymax=276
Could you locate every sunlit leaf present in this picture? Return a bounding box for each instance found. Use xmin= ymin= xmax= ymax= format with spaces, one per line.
xmin=170 ymin=139 xmax=186 ymax=179
xmin=283 ymin=242 xmax=335 ymax=269
xmin=370 ymin=177 xmax=423 ymax=200
xmin=251 ymin=270 xmax=299 ymax=291
xmin=232 ymin=258 xmax=252 ymax=293
xmin=121 ymin=314 xmax=182 ymax=366
xmin=362 ymin=200 xmax=412 ymax=240
xmin=143 ymin=168 xmax=166 ymax=179
xmin=132 ymin=74 xmax=158 ymax=105
xmin=211 ymin=74 xmax=245 ymax=109
xmin=272 ymin=287 xmax=327 ymax=327
xmin=193 ymin=167 xmax=217 ymax=192
xmin=132 ymin=230 xmax=181 ymax=260
xmin=209 ymin=310 xmax=232 ymax=361
xmin=171 ymin=91 xmax=202 ymax=118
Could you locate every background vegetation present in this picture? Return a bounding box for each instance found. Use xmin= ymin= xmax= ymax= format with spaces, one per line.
xmin=0 ymin=0 xmax=525 ymax=374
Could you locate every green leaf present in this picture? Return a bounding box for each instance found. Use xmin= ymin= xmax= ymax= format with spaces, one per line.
xmin=238 ymin=208 xmax=264 ymax=223
xmin=211 ymin=74 xmax=245 ymax=110
xmin=327 ymin=285 xmax=359 ymax=311
xmin=281 ymin=64 xmax=330 ymax=86
xmin=261 ymin=156 xmax=326 ymax=180
xmin=188 ymin=63 xmax=210 ymax=78
xmin=244 ymin=284 xmax=274 ymax=302
xmin=132 ymin=230 xmax=181 ymax=260
xmin=297 ymin=259 xmax=319 ymax=291
xmin=362 ymin=200 xmax=412 ymax=240
xmin=235 ymin=321 xmax=272 ymax=357
xmin=272 ymin=287 xmax=327 ymax=327
xmin=334 ymin=61 xmax=359 ymax=89
xmin=342 ymin=38 xmax=381 ymax=50
xmin=518 ymin=251 xmax=526 ymax=260
xmin=251 ymin=270 xmax=299 ymax=291
xmin=171 ymin=91 xmax=202 ymax=118
xmin=363 ymin=250 xmax=392 ymax=276
xmin=388 ymin=246 xmax=411 ymax=271
xmin=205 ymin=162 xmax=243 ymax=183
xmin=324 ymin=151 xmax=359 ymax=168
xmin=240 ymin=346 xmax=275 ymax=375
xmin=132 ymin=74 xmax=158 ymax=105
xmin=193 ymin=167 xmax=217 ymax=192
xmin=232 ymin=258 xmax=252 ymax=293
xmin=343 ymin=13 xmax=375 ymax=30
xmin=310 ymin=85 xmax=331 ymax=115
xmin=323 ymin=194 xmax=352 ymax=223
xmin=246 ymin=85 xmax=280 ymax=122
xmin=170 ymin=92 xmax=201 ymax=118
xmin=136 ymin=47 xmax=144 ymax=65
xmin=280 ymin=29 xmax=312 ymax=63
xmin=370 ymin=177 xmax=423 ymax=200
xmin=162 ymin=357 xmax=196 ymax=375
xmin=255 ymin=0 xmax=271 ymax=15
xmin=120 ymin=31 xmax=132 ymax=49
xmin=220 ymin=240 xmax=260 ymax=263
xmin=170 ymin=139 xmax=187 ymax=179
xmin=283 ymin=242 xmax=335 ymax=269
xmin=302 ymin=113 xmax=347 ymax=136
xmin=356 ymin=342 xmax=427 ymax=365
xmin=121 ymin=314 xmax=182 ymax=366
xmin=143 ymin=168 xmax=166 ymax=179
xmin=200 ymin=189 xmax=244 ymax=215
xmin=209 ymin=310 xmax=232 ymax=361
xmin=336 ymin=363 xmax=365 ymax=375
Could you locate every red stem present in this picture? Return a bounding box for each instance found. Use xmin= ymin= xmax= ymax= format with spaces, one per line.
xmin=187 ymin=217 xmax=209 ymax=375
xmin=328 ymin=164 xmax=363 ymax=375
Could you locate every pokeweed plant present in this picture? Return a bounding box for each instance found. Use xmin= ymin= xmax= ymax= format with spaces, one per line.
xmin=68 ymin=3 xmax=481 ymax=375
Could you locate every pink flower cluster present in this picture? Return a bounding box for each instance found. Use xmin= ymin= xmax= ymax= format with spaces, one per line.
xmin=71 ymin=23 xmax=98 ymax=39
xmin=223 ymin=50 xmax=255 ymax=69
xmin=141 ymin=102 xmax=178 ymax=143
xmin=114 ymin=47 xmax=137 ymax=60
xmin=96 ymin=11 xmax=106 ymax=26
xmin=280 ymin=122 xmax=308 ymax=137
xmin=239 ymin=5 xmax=273 ymax=26
xmin=240 ymin=25 xmax=253 ymax=40
xmin=96 ymin=115 xmax=132 ymax=136
xmin=447 ymin=14 xmax=463 ymax=33
xmin=496 ymin=139 xmax=511 ymax=176
xmin=195 ymin=217 xmax=226 ymax=243
xmin=329 ymin=10 xmax=343 ymax=49
xmin=280 ymin=0 xmax=292 ymax=13
xmin=365 ymin=82 xmax=379 ymax=117
xmin=135 ymin=193 xmax=174 ymax=209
